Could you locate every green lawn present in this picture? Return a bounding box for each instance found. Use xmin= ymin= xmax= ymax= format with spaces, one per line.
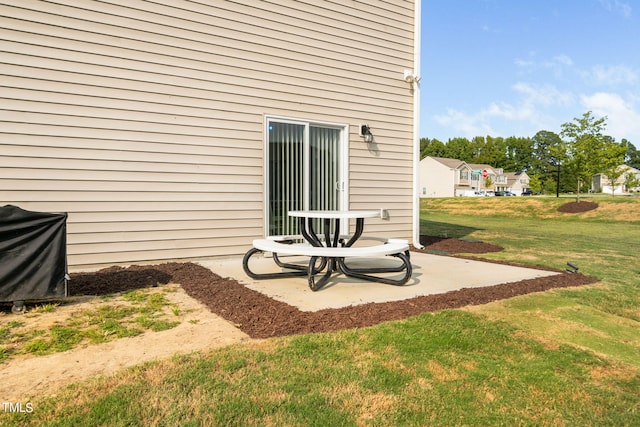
xmin=7 ymin=196 xmax=640 ymax=426
xmin=421 ymin=196 xmax=640 ymax=372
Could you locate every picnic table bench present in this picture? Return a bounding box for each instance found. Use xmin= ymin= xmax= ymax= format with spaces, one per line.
xmin=243 ymin=237 xmax=411 ymax=291
xmin=242 ymin=209 xmax=412 ymax=291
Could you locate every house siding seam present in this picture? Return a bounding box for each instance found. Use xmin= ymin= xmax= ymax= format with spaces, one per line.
xmin=0 ymin=0 xmax=416 ymax=268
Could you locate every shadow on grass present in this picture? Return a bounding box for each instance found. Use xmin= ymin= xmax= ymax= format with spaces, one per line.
xmin=420 ymin=219 xmax=482 ymax=239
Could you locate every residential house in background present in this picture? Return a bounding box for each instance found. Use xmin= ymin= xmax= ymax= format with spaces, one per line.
xmin=593 ymin=165 xmax=640 ymax=194
xmin=419 ymin=157 xmax=472 ymax=198
xmin=420 ymin=156 xmax=503 ymax=197
xmin=1 ymin=0 xmax=421 ymax=269
xmin=504 ymin=171 xmax=531 ymax=196
xmin=420 ymin=156 xmax=529 ymax=197
xmin=467 ymin=163 xmax=505 ymax=192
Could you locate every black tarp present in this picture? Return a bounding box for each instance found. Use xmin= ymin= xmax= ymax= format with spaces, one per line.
xmin=0 ymin=205 xmax=68 ymax=303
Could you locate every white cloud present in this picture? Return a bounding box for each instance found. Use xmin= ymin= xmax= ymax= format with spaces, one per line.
xmin=513 ymin=82 xmax=575 ymax=107
xmin=481 ymin=24 xmax=502 ymax=34
xmin=514 ymin=58 xmax=534 ymax=68
xmin=553 ymin=55 xmax=574 ymax=67
xmin=598 ymin=0 xmax=632 ymax=17
xmin=515 ymin=54 xmax=574 ymax=78
xmin=581 ymin=92 xmax=640 ymax=141
xmin=432 ymin=83 xmax=573 ymax=138
xmin=433 ymin=108 xmax=497 ymax=137
xmin=433 ymin=90 xmax=640 ymax=142
xmin=542 ymin=55 xmax=574 ymax=77
xmin=585 ymin=65 xmax=638 ymax=86
xmin=620 ymin=2 xmax=633 ymax=17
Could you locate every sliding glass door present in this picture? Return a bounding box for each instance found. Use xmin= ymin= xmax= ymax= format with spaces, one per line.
xmin=266 ymin=118 xmax=346 ymax=237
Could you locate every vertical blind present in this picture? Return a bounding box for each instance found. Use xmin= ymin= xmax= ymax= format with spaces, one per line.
xmin=268 ymin=121 xmax=342 ymax=237
xmin=310 ymin=126 xmax=341 ymax=234
xmin=268 ymin=122 xmax=304 ymax=236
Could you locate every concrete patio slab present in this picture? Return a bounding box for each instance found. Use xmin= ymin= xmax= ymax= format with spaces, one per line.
xmin=198 ymin=252 xmax=559 ymax=312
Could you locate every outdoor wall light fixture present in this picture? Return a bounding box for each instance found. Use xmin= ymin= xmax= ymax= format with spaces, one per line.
xmin=359 ymin=124 xmax=373 ymax=143
xmin=403 ymin=69 xmax=420 ymax=84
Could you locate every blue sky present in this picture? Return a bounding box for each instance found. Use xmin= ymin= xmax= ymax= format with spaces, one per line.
xmin=420 ymin=0 xmax=640 ymax=145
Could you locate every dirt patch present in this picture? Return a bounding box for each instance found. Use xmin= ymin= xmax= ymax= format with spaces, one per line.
xmin=0 ymin=286 xmax=249 ymax=400
xmin=558 ymin=201 xmax=599 ymax=213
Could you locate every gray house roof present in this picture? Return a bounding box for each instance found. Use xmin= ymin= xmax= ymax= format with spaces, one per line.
xmin=429 ymin=157 xmax=469 ymax=169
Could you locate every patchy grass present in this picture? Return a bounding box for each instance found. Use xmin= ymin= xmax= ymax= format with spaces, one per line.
xmin=0 ymin=286 xmax=181 ymax=361
xmin=4 ymin=196 xmax=640 ymax=425
xmin=8 ymin=311 xmax=640 ymax=426
xmin=422 ymin=196 xmax=640 ymax=371
xmin=421 ymin=195 xmax=640 ymax=222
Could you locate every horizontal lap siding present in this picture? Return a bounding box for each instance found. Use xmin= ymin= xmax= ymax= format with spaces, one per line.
xmin=0 ymin=0 xmax=415 ymax=268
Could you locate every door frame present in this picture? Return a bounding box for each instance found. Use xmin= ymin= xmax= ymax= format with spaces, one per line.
xmin=263 ymin=115 xmax=349 ymax=238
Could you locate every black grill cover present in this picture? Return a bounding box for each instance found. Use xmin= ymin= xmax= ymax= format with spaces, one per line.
xmin=0 ymin=205 xmax=68 ymax=302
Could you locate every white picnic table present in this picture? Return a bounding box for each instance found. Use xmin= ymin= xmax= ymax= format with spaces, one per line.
xmin=287 ymin=209 xmax=381 ymax=248
xmin=243 ymin=210 xmax=412 ymax=290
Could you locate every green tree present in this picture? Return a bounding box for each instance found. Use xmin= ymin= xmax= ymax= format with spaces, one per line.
xmin=470 ymin=136 xmax=486 ymax=162
xmin=484 ymin=176 xmax=494 ymax=190
xmin=420 ymin=138 xmax=446 ymax=159
xmin=560 ymin=111 xmax=609 ymax=201
xmin=528 ymin=174 xmax=542 ymax=194
xmin=531 ymin=130 xmax=566 ymax=197
xmin=603 ymin=166 xmax=624 ymax=195
xmin=444 ymin=137 xmax=474 ymax=162
xmin=600 ymin=137 xmax=627 ymax=195
xmin=476 ymin=135 xmax=507 ymax=168
xmin=625 ymin=171 xmax=640 ymax=193
xmin=504 ymin=136 xmax=534 ymax=172
xmin=622 ymin=139 xmax=640 ymax=169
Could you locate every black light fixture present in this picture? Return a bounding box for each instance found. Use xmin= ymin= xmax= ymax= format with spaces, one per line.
xmin=566 ymin=262 xmax=579 ymax=273
xmin=360 ymin=124 xmax=373 ymax=143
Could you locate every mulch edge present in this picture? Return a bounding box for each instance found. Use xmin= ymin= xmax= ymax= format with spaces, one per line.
xmin=74 ymin=259 xmax=598 ymax=339
xmin=67 ymin=237 xmax=600 ymax=339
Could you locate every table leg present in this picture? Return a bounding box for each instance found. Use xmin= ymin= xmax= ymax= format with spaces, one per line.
xmin=242 ymin=248 xmax=308 ymax=279
xmin=297 ymin=216 xmax=337 ymax=290
xmin=292 ymin=214 xmax=407 ymax=290
xmin=300 ymin=217 xmax=322 ymax=246
xmin=337 ymin=249 xmax=410 ymax=274
xmin=324 ymin=218 xmax=333 ymax=247
xmin=273 ymin=252 xmax=315 ymax=272
xmin=339 ymin=252 xmax=412 ymax=286
xmin=308 ymin=256 xmax=335 ymax=291
xmin=343 ymin=218 xmax=365 ymax=247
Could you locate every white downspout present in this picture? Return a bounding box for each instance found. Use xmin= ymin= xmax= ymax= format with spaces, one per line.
xmin=412 ymin=0 xmax=423 ymax=249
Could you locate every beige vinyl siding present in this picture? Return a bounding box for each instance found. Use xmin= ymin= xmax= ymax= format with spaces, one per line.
xmin=1 ymin=0 xmax=415 ymax=268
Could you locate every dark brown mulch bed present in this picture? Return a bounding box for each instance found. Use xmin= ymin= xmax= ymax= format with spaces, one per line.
xmin=558 ymin=201 xmax=599 ymax=213
xmin=69 ymin=237 xmax=598 ymax=339
xmin=418 ymin=235 xmax=504 ymax=254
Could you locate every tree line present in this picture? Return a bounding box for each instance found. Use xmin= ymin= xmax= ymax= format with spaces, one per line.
xmin=421 ymin=111 xmax=640 ymax=197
